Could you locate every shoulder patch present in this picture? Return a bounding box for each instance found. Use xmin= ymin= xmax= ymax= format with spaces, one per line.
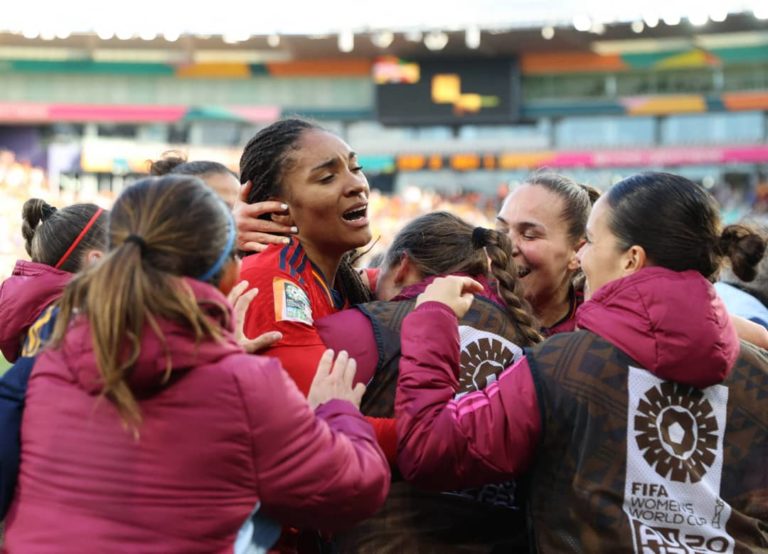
xmin=273 ymin=278 xmax=313 ymax=325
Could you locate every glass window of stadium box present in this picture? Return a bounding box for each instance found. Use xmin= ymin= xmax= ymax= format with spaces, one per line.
xmin=660 ymin=112 xmax=765 ymax=145
xmin=722 ymin=64 xmax=768 ymax=91
xmin=615 ymin=68 xmax=716 ymax=96
xmin=523 ymin=74 xmax=608 ymax=100
xmin=555 ymin=116 xmax=655 ymax=149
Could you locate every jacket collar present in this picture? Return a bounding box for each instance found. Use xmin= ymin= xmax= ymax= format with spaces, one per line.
xmin=576 ymin=267 xmax=738 ymax=388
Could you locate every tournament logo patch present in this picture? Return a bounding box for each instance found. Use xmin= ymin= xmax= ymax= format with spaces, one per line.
xmin=634 ymin=382 xmax=719 ymax=484
xmin=623 ymin=367 xmax=734 ymax=554
xmin=273 ymin=278 xmax=313 ymax=325
xmin=456 ymin=325 xmax=523 ymax=398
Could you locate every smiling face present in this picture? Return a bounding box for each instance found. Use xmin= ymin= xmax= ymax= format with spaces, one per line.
xmin=496 ymin=184 xmax=581 ymax=312
xmin=578 ymin=196 xmax=633 ymax=300
xmin=278 ymin=129 xmax=372 ymax=256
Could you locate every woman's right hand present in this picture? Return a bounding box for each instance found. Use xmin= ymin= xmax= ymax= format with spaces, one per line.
xmin=307 ymin=350 xmax=366 ymax=410
xmin=415 ymin=276 xmax=484 ymax=318
xmin=234 ymin=181 xmax=298 ymax=253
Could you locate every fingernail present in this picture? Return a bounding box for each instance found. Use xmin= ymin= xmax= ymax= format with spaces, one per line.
xmin=290 ymin=226 xmax=298 ymax=233
xmin=283 ymin=237 xmax=290 ymax=244
xmin=281 ymin=203 xmax=289 ymax=210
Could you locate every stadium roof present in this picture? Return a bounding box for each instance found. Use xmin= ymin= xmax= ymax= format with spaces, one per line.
xmin=0 ymin=0 xmax=765 ymax=61
xmin=2 ymin=0 xmax=765 ymax=37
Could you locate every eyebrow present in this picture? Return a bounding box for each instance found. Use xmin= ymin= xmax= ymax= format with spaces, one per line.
xmin=310 ymin=151 xmax=357 ymax=173
xmin=517 ymin=221 xmax=544 ymax=231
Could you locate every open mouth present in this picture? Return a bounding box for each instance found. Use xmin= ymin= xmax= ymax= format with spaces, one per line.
xmin=342 ymin=204 xmax=368 ymax=222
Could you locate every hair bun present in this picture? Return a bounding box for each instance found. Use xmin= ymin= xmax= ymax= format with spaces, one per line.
xmin=719 ymin=224 xmax=766 ymax=282
xmin=21 ymin=198 xmax=57 ymax=256
xmin=148 ymin=152 xmax=187 ymax=176
xmin=578 ymin=183 xmax=601 ymax=205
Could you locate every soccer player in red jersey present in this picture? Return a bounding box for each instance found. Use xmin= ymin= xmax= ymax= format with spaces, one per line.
xmin=238 ymin=119 xmax=373 ymax=395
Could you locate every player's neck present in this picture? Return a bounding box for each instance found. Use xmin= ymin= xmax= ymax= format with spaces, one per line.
xmin=299 ymin=239 xmax=344 ymax=289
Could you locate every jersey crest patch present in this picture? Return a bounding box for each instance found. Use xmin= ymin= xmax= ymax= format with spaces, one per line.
xmin=273 ymin=278 xmax=313 ymax=325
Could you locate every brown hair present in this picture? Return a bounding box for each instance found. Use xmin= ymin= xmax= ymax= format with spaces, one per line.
xmin=149 ymin=151 xmax=236 ymax=180
xmin=239 ymin=117 xmax=371 ymax=304
xmin=51 ymin=176 xmax=235 ymax=428
xmin=22 ymin=199 xmax=108 ymax=273
xmin=606 ymin=172 xmax=766 ymax=282
xmin=384 ymin=212 xmax=542 ymax=345
xmin=524 ymin=172 xmax=600 ymax=244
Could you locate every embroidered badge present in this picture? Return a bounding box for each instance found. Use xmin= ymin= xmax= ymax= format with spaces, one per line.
xmin=273 ymin=278 xmax=313 ymax=325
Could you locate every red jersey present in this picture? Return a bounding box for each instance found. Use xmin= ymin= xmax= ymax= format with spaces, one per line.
xmin=240 ymin=239 xmax=397 ymax=465
xmin=240 ymin=238 xmax=347 ymax=395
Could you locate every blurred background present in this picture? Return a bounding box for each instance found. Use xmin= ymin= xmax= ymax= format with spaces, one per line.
xmin=1 ymin=0 xmax=768 ymax=281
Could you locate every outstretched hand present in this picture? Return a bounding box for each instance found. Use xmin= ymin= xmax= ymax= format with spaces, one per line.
xmin=307 ymin=350 xmax=366 ymax=410
xmin=227 ymin=281 xmax=282 ymax=353
xmin=415 ymin=276 xmax=484 ymax=319
xmin=234 ymin=181 xmax=298 ymax=253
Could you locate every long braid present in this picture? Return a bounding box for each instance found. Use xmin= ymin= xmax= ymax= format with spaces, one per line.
xmin=337 ymin=252 xmax=373 ymax=305
xmin=484 ymin=230 xmax=543 ymax=345
xmin=382 ymin=212 xmax=540 ymax=343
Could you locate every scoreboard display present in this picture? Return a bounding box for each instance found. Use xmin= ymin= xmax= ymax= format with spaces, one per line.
xmin=374 ymin=57 xmax=521 ymax=126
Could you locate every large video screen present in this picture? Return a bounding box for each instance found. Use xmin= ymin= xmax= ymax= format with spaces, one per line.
xmin=374 ymin=57 xmax=521 ymax=125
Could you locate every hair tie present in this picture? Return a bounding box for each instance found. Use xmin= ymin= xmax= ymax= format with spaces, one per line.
xmin=197 ymin=212 xmax=236 ymax=283
xmin=472 ymin=227 xmax=490 ymax=249
xmin=41 ymin=204 xmax=57 ymax=221
xmin=124 ymin=234 xmax=149 ymax=256
xmin=54 ymin=207 xmax=105 ymax=269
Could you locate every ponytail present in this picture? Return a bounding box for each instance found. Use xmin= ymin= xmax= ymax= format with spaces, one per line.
xmin=51 ymin=176 xmax=234 ymax=431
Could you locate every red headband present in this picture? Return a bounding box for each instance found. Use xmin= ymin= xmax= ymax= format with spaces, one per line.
xmin=54 ymin=207 xmax=105 ymax=270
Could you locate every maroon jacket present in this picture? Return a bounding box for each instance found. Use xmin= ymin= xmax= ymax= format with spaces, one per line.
xmin=3 ymin=279 xmax=389 ymax=553
xmin=395 ymin=267 xmax=739 ymax=489
xmin=0 ymin=260 xmax=71 ymax=363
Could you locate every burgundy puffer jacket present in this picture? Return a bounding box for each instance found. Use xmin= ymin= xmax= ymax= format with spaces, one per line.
xmin=0 ymin=260 xmax=71 ymax=362
xmin=3 ymin=279 xmax=389 ymax=553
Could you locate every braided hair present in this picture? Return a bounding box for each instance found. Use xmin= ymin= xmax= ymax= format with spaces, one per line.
xmin=384 ymin=212 xmax=542 ymax=345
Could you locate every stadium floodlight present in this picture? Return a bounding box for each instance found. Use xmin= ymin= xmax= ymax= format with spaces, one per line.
xmin=709 ymin=9 xmax=728 ymax=22
xmin=631 ymin=21 xmax=644 ymax=33
xmin=541 ymin=26 xmax=555 ymax=40
xmin=372 ymin=31 xmax=395 ymax=48
xmin=643 ymin=14 xmax=660 ymax=28
xmin=139 ymin=30 xmax=158 ymax=41
xmin=96 ymin=28 xmax=115 ymax=41
xmin=573 ymin=15 xmax=592 ymax=32
xmin=404 ymin=30 xmax=423 ymax=42
xmin=688 ymin=12 xmax=709 ymax=26
xmin=424 ymin=31 xmax=449 ymax=51
xmin=465 ymin=26 xmax=481 ymax=49
xmin=338 ymin=30 xmax=354 ymax=52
